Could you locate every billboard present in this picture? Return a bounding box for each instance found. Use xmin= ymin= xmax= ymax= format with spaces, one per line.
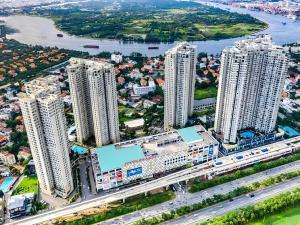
xmin=127 ymin=167 xmax=142 ymax=177
xmin=102 ymin=174 xmax=111 ymax=190
xmin=116 ymin=170 xmax=123 ymax=182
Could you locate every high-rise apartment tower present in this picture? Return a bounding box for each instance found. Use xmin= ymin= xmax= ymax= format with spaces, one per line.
xmin=164 ymin=42 xmax=197 ymax=131
xmin=19 ymin=76 xmax=74 ymax=198
xmin=214 ymin=35 xmax=288 ymax=144
xmin=67 ymin=58 xmax=120 ymax=146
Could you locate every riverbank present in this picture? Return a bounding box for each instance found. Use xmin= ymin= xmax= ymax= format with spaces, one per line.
xmin=1 ymin=2 xmax=299 ymax=56
xmin=36 ymin=0 xmax=267 ymax=43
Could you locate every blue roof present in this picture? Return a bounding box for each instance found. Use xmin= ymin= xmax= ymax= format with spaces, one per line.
xmin=72 ymin=145 xmax=88 ymax=154
xmin=94 ymin=144 xmax=145 ymax=172
xmin=178 ymin=127 xmax=203 ymax=144
xmin=279 ymin=126 xmax=300 ymax=137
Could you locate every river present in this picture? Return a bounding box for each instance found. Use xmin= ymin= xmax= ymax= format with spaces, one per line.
xmin=1 ymin=1 xmax=300 ymax=56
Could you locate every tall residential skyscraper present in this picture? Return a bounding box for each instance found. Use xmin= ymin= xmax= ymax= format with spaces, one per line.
xmin=214 ymin=35 xmax=288 ymax=144
xmin=67 ymin=58 xmax=120 ymax=146
xmin=19 ymin=76 xmax=74 ymax=198
xmin=164 ymin=42 xmax=197 ymax=131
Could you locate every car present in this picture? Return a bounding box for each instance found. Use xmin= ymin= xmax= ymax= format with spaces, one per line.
xmin=249 ymin=193 xmax=255 ymax=198
xmin=229 ymin=198 xmax=234 ymax=202
xmin=169 ymin=202 xmax=174 ymax=205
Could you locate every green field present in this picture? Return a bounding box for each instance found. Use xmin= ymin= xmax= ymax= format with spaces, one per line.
xmin=37 ymin=0 xmax=267 ymax=42
xmin=12 ymin=176 xmax=38 ymax=195
xmin=250 ymin=205 xmax=300 ymax=225
xmin=194 ymin=86 xmax=218 ymax=100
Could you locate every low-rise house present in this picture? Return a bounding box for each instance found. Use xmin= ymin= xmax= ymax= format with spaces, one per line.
xmin=117 ymin=76 xmax=125 ymax=85
xmin=0 ymin=134 xmax=6 ymax=147
xmin=128 ymin=69 xmax=144 ymax=79
xmin=0 ymin=151 xmax=16 ymax=165
xmin=118 ymin=98 xmax=128 ymax=106
xmin=7 ymin=193 xmax=34 ymax=219
xmin=133 ymin=79 xmax=156 ymax=96
xmin=143 ymin=99 xmax=156 ymax=109
xmin=17 ymin=147 xmax=31 ymax=160
xmin=124 ymin=118 xmax=145 ymax=130
xmin=16 ymin=125 xmax=25 ymax=132
xmin=140 ymin=79 xmax=148 ymax=86
xmin=132 ymin=84 xmax=155 ymax=96
xmin=155 ymin=78 xmax=164 ymax=87
xmin=111 ymin=54 xmax=123 ymax=63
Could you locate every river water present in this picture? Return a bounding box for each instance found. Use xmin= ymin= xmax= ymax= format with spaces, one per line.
xmin=1 ymin=1 xmax=300 ymax=56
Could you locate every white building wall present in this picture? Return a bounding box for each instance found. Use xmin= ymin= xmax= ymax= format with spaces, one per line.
xmin=214 ymin=35 xmax=288 ymax=144
xmin=164 ymin=43 xmax=197 ymax=131
xmin=19 ymin=77 xmax=74 ymax=198
xmin=67 ymin=58 xmax=120 ymax=146
xmin=37 ymin=96 xmax=74 ymax=197
xmin=67 ymin=59 xmax=94 ymax=143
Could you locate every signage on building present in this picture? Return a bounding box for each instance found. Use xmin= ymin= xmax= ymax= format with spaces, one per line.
xmin=102 ymin=174 xmax=111 ymax=190
xmin=116 ymin=170 xmax=123 ymax=182
xmin=127 ymin=167 xmax=142 ymax=177
xmin=208 ymin=145 xmax=214 ymax=156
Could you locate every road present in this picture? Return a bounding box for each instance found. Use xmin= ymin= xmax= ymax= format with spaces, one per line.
xmin=101 ymin=160 xmax=300 ymax=225
xmin=6 ymin=136 xmax=300 ymax=225
xmin=78 ymin=158 xmax=94 ymax=201
xmin=165 ymin=176 xmax=300 ymax=225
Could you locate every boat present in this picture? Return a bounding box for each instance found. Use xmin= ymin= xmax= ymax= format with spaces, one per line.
xmin=148 ymin=46 xmax=159 ymax=50
xmin=57 ymin=33 xmax=63 ymax=38
xmin=83 ymin=45 xmax=99 ymax=49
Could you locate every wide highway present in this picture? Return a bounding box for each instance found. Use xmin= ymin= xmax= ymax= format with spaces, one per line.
xmin=165 ymin=176 xmax=300 ymax=225
xmin=102 ymin=159 xmax=300 ymax=225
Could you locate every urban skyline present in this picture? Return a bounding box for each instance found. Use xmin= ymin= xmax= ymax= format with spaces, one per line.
xmin=0 ymin=7 xmax=299 ymax=222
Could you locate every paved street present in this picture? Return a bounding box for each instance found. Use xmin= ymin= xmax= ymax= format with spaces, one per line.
xmin=101 ymin=160 xmax=300 ymax=225
xmin=165 ymin=176 xmax=300 ymax=225
xmin=78 ymin=158 xmax=94 ymax=201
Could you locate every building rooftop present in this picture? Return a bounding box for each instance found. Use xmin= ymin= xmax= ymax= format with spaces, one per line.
xmin=193 ymin=98 xmax=216 ymax=107
xmin=178 ymin=127 xmax=203 ymax=144
xmin=92 ymin=125 xmax=218 ymax=173
xmin=93 ymin=144 xmax=145 ymax=172
xmin=124 ymin=118 xmax=145 ymax=129
xmin=7 ymin=192 xmax=34 ymax=210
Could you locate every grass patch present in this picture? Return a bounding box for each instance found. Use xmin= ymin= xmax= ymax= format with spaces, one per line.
xmin=194 ymin=86 xmax=218 ymax=100
xmin=12 ymin=176 xmax=38 ymax=195
xmin=59 ymin=191 xmax=175 ymax=225
xmin=250 ymin=205 xmax=300 ymax=225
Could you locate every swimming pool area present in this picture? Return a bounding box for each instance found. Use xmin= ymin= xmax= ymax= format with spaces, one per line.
xmin=72 ymin=145 xmax=88 ymax=154
xmin=0 ymin=177 xmax=15 ymax=193
xmin=240 ymin=131 xmax=255 ymax=139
